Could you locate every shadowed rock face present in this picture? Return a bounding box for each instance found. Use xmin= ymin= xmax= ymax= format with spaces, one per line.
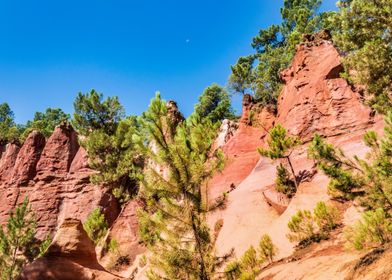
xmin=277 ymin=40 xmax=374 ymax=141
xmin=19 ymin=218 xmax=122 ymax=280
xmin=0 ymin=126 xmax=120 ymax=238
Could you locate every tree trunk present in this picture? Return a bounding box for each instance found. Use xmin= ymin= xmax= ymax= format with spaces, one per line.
xmin=286 ymin=156 xmax=298 ymax=190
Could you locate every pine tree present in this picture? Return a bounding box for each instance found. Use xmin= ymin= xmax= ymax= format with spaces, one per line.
xmin=22 ymin=108 xmax=70 ymax=139
xmin=229 ymin=0 xmax=333 ymax=106
xmin=73 ymin=92 xmax=141 ymax=204
xmin=0 ymin=198 xmax=50 ymax=280
xmin=0 ymin=103 xmax=24 ymax=145
xmin=308 ymin=134 xmax=363 ymax=200
xmin=194 ymin=84 xmax=235 ymax=124
xmin=332 ymin=0 xmax=392 ymax=113
xmin=137 ymin=93 xmax=225 ymax=280
xmin=309 ymin=111 xmax=392 ymax=250
xmin=258 ymin=234 xmax=277 ymax=264
xmin=72 ymin=90 xmax=125 ymax=136
xmin=83 ymin=116 xmax=143 ymax=204
xmin=308 ymin=111 xmax=392 ymax=208
xmin=258 ymin=124 xmax=301 ymax=190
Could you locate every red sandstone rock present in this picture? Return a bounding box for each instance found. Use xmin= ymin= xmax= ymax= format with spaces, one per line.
xmin=69 ymin=146 xmax=90 ymax=174
xmin=36 ymin=124 xmax=79 ymax=179
xmin=19 ymin=218 xmax=122 ymax=280
xmin=208 ymin=95 xmax=275 ymax=201
xmin=0 ymin=143 xmax=20 ymax=182
xmin=277 ymin=40 xmax=374 ymax=141
xmin=100 ymin=200 xmax=146 ymax=276
xmin=0 ymin=129 xmax=120 ymax=239
xmin=10 ymin=131 xmax=45 ymax=186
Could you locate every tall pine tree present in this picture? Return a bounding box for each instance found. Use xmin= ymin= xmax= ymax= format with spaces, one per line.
xmin=137 ymin=93 xmax=226 ymax=280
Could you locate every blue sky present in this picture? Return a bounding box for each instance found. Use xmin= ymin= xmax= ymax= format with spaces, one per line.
xmin=0 ymin=0 xmax=336 ymax=124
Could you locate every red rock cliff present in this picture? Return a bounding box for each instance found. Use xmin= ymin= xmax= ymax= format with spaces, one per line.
xmin=0 ymin=125 xmax=120 ymax=238
xmin=277 ymin=40 xmax=374 ymax=140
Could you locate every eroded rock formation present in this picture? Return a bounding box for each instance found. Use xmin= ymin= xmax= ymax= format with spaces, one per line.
xmin=277 ymin=39 xmax=374 ymax=140
xmin=20 ymin=219 xmax=122 ymax=280
xmin=0 ymin=125 xmax=120 ymax=238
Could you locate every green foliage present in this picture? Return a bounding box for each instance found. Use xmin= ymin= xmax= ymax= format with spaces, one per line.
xmin=229 ymin=0 xmax=332 ymax=105
xmin=0 ymin=103 xmax=24 ymax=145
xmin=0 ymin=198 xmax=50 ymax=280
xmin=345 ymin=208 xmax=392 ymax=251
xmin=313 ymin=201 xmax=340 ymax=232
xmin=83 ymin=208 xmax=108 ymax=244
xmin=82 ymin=116 xmax=143 ymax=204
xmin=229 ymin=56 xmax=256 ymax=95
xmin=107 ymin=238 xmax=119 ymax=254
xmin=72 ymin=89 xmax=125 ymax=136
xmin=258 ymin=234 xmax=277 ymax=264
xmin=287 ymin=209 xmax=316 ymax=244
xmin=258 ymin=125 xmax=301 ymax=159
xmin=239 ymin=246 xmax=258 ymax=276
xmin=275 ymin=163 xmax=296 ymax=198
xmin=332 ymin=0 xmax=392 ymax=113
xmin=137 ymin=93 xmax=225 ymax=280
xmin=259 ymin=124 xmax=301 ymax=191
xmin=224 ymin=234 xmax=277 ymax=280
xmin=287 ymin=202 xmax=340 ymax=246
xmin=308 ymin=134 xmax=364 ymax=200
xmin=22 ymin=108 xmax=69 ymax=139
xmin=309 ymin=112 xmax=392 ymax=251
xmin=224 ymin=261 xmax=241 ymax=280
xmin=194 ymin=84 xmax=235 ymax=123
xmin=309 ymin=111 xmax=392 ymax=208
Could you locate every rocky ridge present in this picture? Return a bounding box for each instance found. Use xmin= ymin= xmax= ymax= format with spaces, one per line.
xmin=0 ymin=35 xmax=388 ymax=279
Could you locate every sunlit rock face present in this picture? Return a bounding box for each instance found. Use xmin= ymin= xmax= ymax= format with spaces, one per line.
xmin=277 ymin=39 xmax=374 ymax=141
xmin=0 ymin=125 xmax=120 ymax=239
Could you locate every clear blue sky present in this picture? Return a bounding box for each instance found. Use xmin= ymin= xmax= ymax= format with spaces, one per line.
xmin=0 ymin=0 xmax=336 ymax=124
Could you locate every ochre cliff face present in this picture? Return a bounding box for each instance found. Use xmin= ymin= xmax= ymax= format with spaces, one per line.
xmin=277 ymin=40 xmax=375 ymax=140
xmin=1 ymin=37 xmax=388 ymax=279
xmin=0 ymin=125 xmax=120 ymax=238
xmin=20 ymin=219 xmax=122 ymax=280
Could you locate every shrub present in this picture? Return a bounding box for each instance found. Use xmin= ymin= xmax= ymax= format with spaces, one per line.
xmin=83 ymin=208 xmax=108 ymax=244
xmin=258 ymin=234 xmax=277 ymax=263
xmin=313 ymin=201 xmax=340 ymax=232
xmin=224 ymin=261 xmax=241 ymax=280
xmin=287 ymin=209 xmax=315 ymax=243
xmin=224 ymin=234 xmax=277 ymax=279
xmin=287 ymin=202 xmax=340 ymax=247
xmin=240 ymin=246 xmax=258 ymax=272
xmin=345 ymin=208 xmax=392 ymax=251
xmin=275 ymin=163 xmax=296 ymax=198
xmin=108 ymin=238 xmax=119 ymax=254
xmin=0 ymin=198 xmax=50 ymax=280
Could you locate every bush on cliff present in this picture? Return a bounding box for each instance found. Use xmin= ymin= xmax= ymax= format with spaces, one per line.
xmin=224 ymin=234 xmax=277 ymax=280
xmin=287 ymin=202 xmax=340 ymax=247
xmin=73 ymin=92 xmax=142 ymax=205
xmin=0 ymin=198 xmax=50 ymax=280
xmin=345 ymin=208 xmax=392 ymax=251
xmin=83 ymin=208 xmax=109 ymax=244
